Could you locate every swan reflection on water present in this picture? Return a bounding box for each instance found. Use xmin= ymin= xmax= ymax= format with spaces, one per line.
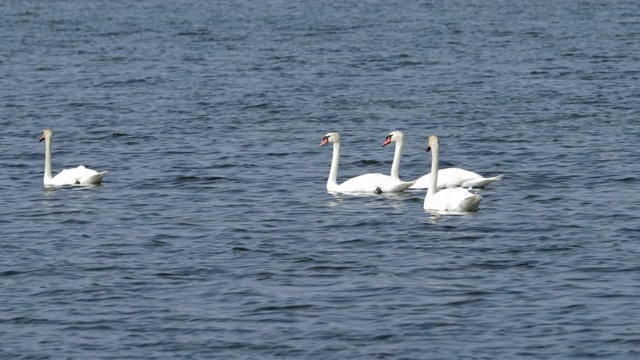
xmin=325 ymin=191 xmax=413 ymax=210
xmin=424 ymin=209 xmax=479 ymax=224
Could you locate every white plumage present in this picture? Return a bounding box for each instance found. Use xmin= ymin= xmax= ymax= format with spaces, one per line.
xmin=381 ymin=130 xmax=502 ymax=189
xmin=422 ymin=135 xmax=481 ymax=212
xmin=39 ymin=129 xmax=107 ymax=186
xmin=319 ymin=132 xmax=414 ymax=194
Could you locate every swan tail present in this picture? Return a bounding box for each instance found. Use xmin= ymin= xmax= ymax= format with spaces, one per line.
xmin=388 ymin=180 xmax=416 ymax=193
xmin=81 ymin=171 xmax=108 ymax=185
xmin=462 ymin=194 xmax=482 ymax=212
xmin=469 ymin=174 xmax=504 ymax=188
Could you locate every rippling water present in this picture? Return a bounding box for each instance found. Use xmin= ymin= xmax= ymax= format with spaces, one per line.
xmin=1 ymin=0 xmax=639 ymax=358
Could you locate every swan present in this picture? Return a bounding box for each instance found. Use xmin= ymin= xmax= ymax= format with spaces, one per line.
xmin=380 ymin=130 xmax=406 ymax=180
xmin=381 ymin=130 xmax=502 ymax=189
xmin=39 ymin=129 xmax=107 ymax=186
xmin=411 ymin=168 xmax=503 ymax=190
xmin=319 ymin=132 xmax=414 ymax=194
xmin=423 ymin=135 xmax=481 ymax=212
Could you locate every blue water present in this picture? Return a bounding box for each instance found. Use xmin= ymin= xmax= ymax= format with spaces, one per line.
xmin=1 ymin=0 xmax=639 ymax=358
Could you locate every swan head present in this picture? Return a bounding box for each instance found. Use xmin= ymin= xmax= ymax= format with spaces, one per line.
xmin=382 ymin=130 xmax=404 ymax=147
xmin=426 ymin=135 xmax=439 ymax=153
xmin=40 ymin=128 xmax=53 ymax=142
xmin=319 ymin=132 xmax=340 ymax=147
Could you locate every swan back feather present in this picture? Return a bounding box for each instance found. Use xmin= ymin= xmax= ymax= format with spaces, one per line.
xmin=411 ymin=168 xmax=503 ymax=189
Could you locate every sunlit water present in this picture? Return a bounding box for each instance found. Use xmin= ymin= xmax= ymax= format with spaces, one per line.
xmin=1 ymin=0 xmax=639 ymax=358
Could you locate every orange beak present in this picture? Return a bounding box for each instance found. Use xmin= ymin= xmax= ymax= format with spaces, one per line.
xmin=381 ymin=136 xmax=392 ymax=147
xmin=319 ymin=137 xmax=329 ymax=147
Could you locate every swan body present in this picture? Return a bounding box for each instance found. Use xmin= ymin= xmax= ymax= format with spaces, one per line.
xmin=423 ymin=135 xmax=481 ymax=212
xmin=319 ymin=132 xmax=414 ymax=194
xmin=39 ymin=129 xmax=107 ymax=186
xmin=424 ymin=186 xmax=482 ymax=212
xmin=410 ymin=168 xmax=503 ymax=189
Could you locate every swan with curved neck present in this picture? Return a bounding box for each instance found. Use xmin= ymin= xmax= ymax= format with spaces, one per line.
xmin=39 ymin=129 xmax=107 ymax=186
xmin=423 ymin=135 xmax=481 ymax=212
xmin=319 ymin=132 xmax=414 ymax=194
xmin=382 ymin=130 xmax=502 ymax=189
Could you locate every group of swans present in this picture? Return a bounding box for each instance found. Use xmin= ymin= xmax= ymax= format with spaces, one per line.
xmin=39 ymin=129 xmax=107 ymax=186
xmin=320 ymin=131 xmax=503 ymax=212
xmin=38 ymin=127 xmax=500 ymax=212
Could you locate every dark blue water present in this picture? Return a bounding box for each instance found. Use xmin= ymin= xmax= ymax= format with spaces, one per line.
xmin=2 ymin=0 xmax=639 ymax=358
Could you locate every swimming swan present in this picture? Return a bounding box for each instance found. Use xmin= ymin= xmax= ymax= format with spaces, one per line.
xmin=423 ymin=135 xmax=481 ymax=212
xmin=39 ymin=129 xmax=107 ymax=186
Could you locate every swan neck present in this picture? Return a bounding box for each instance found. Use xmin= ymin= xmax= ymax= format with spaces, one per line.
xmin=327 ymin=141 xmax=340 ymax=189
xmin=427 ymin=145 xmax=439 ymax=197
xmin=44 ymin=135 xmax=53 ymax=180
xmin=390 ymin=139 xmax=403 ymax=179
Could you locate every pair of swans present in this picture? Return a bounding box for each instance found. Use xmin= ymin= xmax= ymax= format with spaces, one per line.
xmin=382 ymin=130 xmax=503 ymax=190
xmin=383 ymin=131 xmax=490 ymax=211
xmin=319 ymin=132 xmax=415 ymax=194
xmin=39 ymin=129 xmax=107 ymax=186
xmin=320 ymin=131 xmax=501 ymax=212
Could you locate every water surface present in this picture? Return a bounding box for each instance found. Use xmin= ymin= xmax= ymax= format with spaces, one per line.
xmin=1 ymin=0 xmax=639 ymax=358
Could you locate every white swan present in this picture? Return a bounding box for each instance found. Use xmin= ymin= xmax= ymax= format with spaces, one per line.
xmin=39 ymin=129 xmax=107 ymax=186
xmin=380 ymin=130 xmax=405 ymax=180
xmin=319 ymin=132 xmax=414 ymax=194
xmin=411 ymin=168 xmax=503 ymax=190
xmin=382 ymin=130 xmax=502 ymax=189
xmin=423 ymin=135 xmax=481 ymax=212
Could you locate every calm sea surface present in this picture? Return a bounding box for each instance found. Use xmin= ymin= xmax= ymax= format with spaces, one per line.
xmin=1 ymin=0 xmax=639 ymax=358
